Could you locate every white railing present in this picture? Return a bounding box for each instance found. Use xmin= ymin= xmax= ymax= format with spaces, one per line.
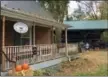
xmin=3 ymin=44 xmax=65 ymax=70
xmin=3 ymin=43 xmax=79 ymax=71
xmin=58 ymin=43 xmax=79 ymax=55
xmin=67 ymin=43 xmax=79 ymax=55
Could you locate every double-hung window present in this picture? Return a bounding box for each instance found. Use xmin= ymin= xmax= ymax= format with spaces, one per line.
xmin=20 ymin=29 xmax=30 ymax=45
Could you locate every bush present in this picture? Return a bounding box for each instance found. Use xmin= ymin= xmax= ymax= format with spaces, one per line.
xmin=101 ymin=31 xmax=108 ymax=42
xmin=33 ymin=69 xmax=45 ymax=76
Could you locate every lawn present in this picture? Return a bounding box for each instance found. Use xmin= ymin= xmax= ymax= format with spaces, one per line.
xmin=54 ymin=51 xmax=108 ymax=76
xmin=76 ymin=64 xmax=108 ymax=76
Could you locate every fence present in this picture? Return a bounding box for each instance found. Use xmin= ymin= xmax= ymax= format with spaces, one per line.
xmin=58 ymin=43 xmax=79 ymax=55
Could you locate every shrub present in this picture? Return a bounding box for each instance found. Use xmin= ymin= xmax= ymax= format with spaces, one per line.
xmin=33 ymin=69 xmax=45 ymax=76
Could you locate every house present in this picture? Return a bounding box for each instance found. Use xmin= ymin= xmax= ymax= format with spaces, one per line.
xmin=62 ymin=20 xmax=108 ymax=43
xmin=0 ymin=1 xmax=69 ymax=73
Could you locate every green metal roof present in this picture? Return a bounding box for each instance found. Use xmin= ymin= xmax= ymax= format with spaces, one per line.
xmin=64 ymin=20 xmax=108 ymax=30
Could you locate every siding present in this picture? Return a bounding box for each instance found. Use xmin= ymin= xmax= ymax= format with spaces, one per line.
xmin=5 ymin=20 xmax=15 ymax=46
xmin=35 ymin=26 xmax=52 ymax=44
xmin=0 ymin=20 xmax=15 ymax=46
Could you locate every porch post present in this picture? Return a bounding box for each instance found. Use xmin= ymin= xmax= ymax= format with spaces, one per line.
xmin=51 ymin=26 xmax=54 ymax=44
xmin=2 ymin=16 xmax=6 ymax=71
xmin=65 ymin=28 xmax=68 ymax=57
xmin=33 ymin=23 xmax=35 ymax=45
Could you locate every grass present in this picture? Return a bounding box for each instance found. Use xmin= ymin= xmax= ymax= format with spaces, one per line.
xmin=32 ymin=51 xmax=108 ymax=76
xmin=54 ymin=51 xmax=108 ymax=76
xmin=75 ymin=64 xmax=108 ymax=76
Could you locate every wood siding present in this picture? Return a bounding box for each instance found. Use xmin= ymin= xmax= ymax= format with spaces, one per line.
xmin=5 ymin=20 xmax=15 ymax=46
xmin=35 ymin=26 xmax=52 ymax=44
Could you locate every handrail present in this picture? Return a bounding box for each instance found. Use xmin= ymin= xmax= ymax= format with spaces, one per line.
xmin=1 ymin=50 xmax=16 ymax=64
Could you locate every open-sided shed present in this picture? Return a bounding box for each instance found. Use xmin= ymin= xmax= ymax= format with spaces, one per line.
xmin=62 ymin=20 xmax=108 ymax=43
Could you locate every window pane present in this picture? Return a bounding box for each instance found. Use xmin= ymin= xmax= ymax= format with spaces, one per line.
xmin=21 ymin=30 xmax=30 ymax=37
xmin=21 ymin=38 xmax=30 ymax=45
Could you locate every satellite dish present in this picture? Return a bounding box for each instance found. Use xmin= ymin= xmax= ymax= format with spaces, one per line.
xmin=13 ymin=22 xmax=28 ymax=34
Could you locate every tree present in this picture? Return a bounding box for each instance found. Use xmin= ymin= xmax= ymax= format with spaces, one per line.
xmin=67 ymin=1 xmax=108 ymax=20
xmin=76 ymin=1 xmax=99 ymax=20
xmin=75 ymin=1 xmax=108 ymax=20
xmin=39 ymin=0 xmax=69 ymax=22
xmin=97 ymin=1 xmax=108 ymax=19
xmin=97 ymin=1 xmax=108 ymax=42
xmin=101 ymin=30 xmax=108 ymax=42
xmin=39 ymin=0 xmax=69 ymax=43
xmin=72 ymin=4 xmax=85 ymax=20
xmin=65 ymin=1 xmax=86 ymax=21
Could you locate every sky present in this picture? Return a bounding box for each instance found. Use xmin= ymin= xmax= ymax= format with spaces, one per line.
xmin=68 ymin=1 xmax=78 ymax=15
xmin=68 ymin=1 xmax=99 ymax=16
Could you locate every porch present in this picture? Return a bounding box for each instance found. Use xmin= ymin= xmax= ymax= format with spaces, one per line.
xmin=1 ymin=16 xmax=69 ymax=72
xmin=2 ymin=43 xmax=78 ymax=71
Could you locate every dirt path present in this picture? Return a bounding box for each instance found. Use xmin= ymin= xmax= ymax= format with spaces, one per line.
xmin=55 ymin=51 xmax=108 ymax=76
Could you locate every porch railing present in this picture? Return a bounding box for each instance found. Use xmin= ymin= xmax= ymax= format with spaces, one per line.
xmin=3 ymin=44 xmax=66 ymax=71
xmin=58 ymin=43 xmax=79 ymax=55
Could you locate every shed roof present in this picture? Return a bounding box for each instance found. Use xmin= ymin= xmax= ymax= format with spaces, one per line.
xmin=64 ymin=20 xmax=108 ymax=30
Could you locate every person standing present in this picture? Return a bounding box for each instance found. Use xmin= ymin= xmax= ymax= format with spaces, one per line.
xmin=85 ymin=42 xmax=90 ymax=52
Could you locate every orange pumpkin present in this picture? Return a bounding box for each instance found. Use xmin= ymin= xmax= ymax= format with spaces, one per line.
xmin=22 ymin=63 xmax=29 ymax=70
xmin=15 ymin=65 xmax=22 ymax=72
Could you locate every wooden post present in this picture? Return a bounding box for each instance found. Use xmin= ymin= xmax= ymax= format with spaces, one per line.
xmin=2 ymin=16 xmax=6 ymax=71
xmin=33 ymin=23 xmax=35 ymax=45
xmin=65 ymin=28 xmax=68 ymax=57
xmin=51 ymin=26 xmax=54 ymax=44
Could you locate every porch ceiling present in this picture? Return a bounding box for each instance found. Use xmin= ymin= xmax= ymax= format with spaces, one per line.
xmin=1 ymin=6 xmax=67 ymax=29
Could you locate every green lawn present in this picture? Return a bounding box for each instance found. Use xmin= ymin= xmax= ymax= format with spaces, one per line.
xmin=33 ymin=51 xmax=108 ymax=76
xmin=54 ymin=51 xmax=108 ymax=76
xmin=75 ymin=64 xmax=108 ymax=76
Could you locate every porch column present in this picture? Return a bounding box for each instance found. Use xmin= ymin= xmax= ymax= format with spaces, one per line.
xmin=51 ymin=26 xmax=54 ymax=44
xmin=2 ymin=16 xmax=6 ymax=71
xmin=65 ymin=28 xmax=68 ymax=57
xmin=33 ymin=23 xmax=35 ymax=45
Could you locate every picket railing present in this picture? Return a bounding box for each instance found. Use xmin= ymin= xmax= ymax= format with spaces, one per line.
xmin=3 ymin=43 xmax=79 ymax=71
xmin=3 ymin=44 xmax=65 ymax=70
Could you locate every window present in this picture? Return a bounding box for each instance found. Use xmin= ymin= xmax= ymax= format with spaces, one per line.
xmin=20 ymin=29 xmax=30 ymax=45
